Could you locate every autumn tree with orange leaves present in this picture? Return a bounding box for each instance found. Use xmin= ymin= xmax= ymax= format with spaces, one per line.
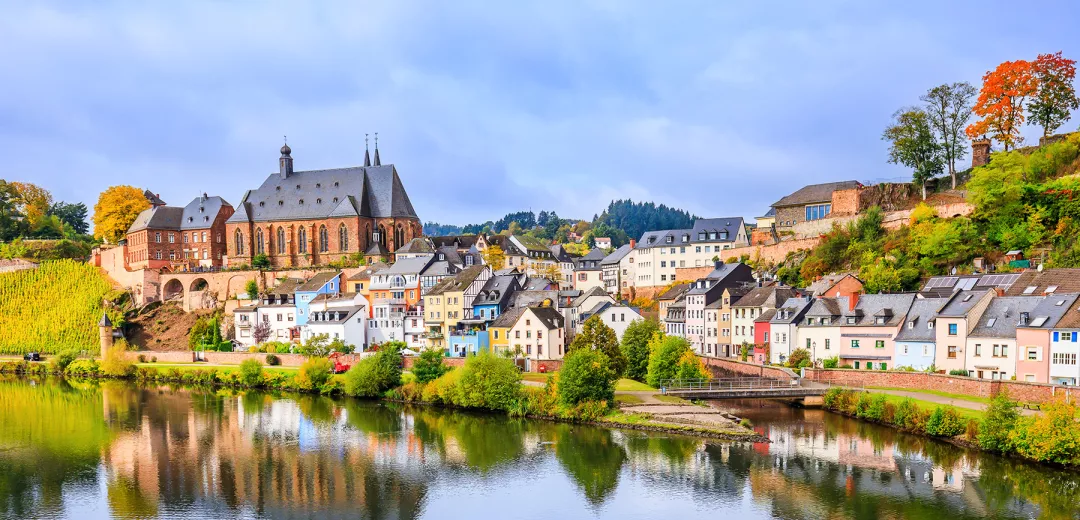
xmin=966 ymin=60 xmax=1037 ymax=151
xmin=1028 ymin=52 xmax=1079 ymax=137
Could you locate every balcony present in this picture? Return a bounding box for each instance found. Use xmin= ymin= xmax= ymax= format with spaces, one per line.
xmin=425 ymin=331 xmax=444 ymax=340
xmin=374 ymin=297 xmax=407 ymax=306
xmin=389 ymin=311 xmax=405 ymax=320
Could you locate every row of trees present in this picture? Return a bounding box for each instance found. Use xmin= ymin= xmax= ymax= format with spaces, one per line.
xmin=882 ymin=52 xmax=1078 ymax=194
xmin=0 ymin=180 xmax=89 ymax=241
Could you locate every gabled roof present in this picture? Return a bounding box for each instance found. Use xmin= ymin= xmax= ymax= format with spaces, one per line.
xmin=601 ymin=244 xmax=632 ymax=266
xmin=396 ymin=237 xmax=435 ymax=255
xmin=921 ymin=273 xmax=1021 ymax=297
xmin=430 ymin=235 xmax=479 ymax=250
xmin=1020 ymin=293 xmax=1080 ymax=329
xmin=510 ymin=290 xmax=559 ymax=308
xmin=970 ymin=296 xmax=1043 ymax=338
xmin=225 ymin=162 xmax=417 ymax=224
xmin=732 ymin=286 xmax=798 ymax=309
xmin=473 ymin=274 xmax=520 ymax=308
xmin=144 ymin=190 xmax=166 ymax=206
xmin=527 ymin=306 xmax=565 ymax=330
xmin=843 ymin=293 xmax=915 ymax=327
xmin=296 ymin=272 xmax=341 ymax=292
xmin=657 ymin=283 xmax=690 ymax=301
xmin=267 ymin=278 xmax=306 ymax=296
xmin=511 ymin=234 xmax=553 ymax=254
xmin=490 ymin=307 xmax=527 ymax=328
xmin=348 ymin=262 xmax=389 ymax=281
xmin=98 ymin=312 xmax=112 ymax=327
xmin=127 ymin=206 xmax=183 ymax=233
xmin=571 ymin=286 xmax=611 ymax=308
xmin=432 ymin=265 xmax=488 ymax=294
xmin=1004 ymin=268 xmax=1080 ymax=297
xmin=485 ymin=235 xmax=525 ymax=256
xmin=895 ymin=297 xmax=950 ymax=342
xmin=770 ymin=297 xmax=813 ymax=324
xmin=806 ymin=273 xmax=862 ymax=297
xmin=549 ymin=244 xmax=580 ymax=263
xmin=179 ymin=195 xmax=231 ymax=230
xmin=420 ymin=260 xmax=459 ymax=278
xmin=804 ymin=297 xmax=847 ymax=319
xmin=755 ymin=308 xmax=778 ymax=323
xmin=771 ymin=181 xmax=861 ymax=208
xmin=936 ymin=289 xmax=994 ymax=317
xmin=383 ymin=256 xmax=433 ymax=276
xmin=636 ymin=218 xmax=744 ymax=249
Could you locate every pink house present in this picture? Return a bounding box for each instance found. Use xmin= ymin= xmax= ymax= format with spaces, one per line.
xmin=838 ymin=293 xmax=915 ymax=370
xmin=933 ymin=289 xmax=995 ymax=374
xmin=1017 ymin=293 xmax=1080 ymax=383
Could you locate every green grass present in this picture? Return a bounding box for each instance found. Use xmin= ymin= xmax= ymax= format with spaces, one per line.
xmin=615 ymin=379 xmax=655 ymax=392
xmin=521 ymin=373 xmax=550 ymax=383
xmin=868 ymin=386 xmax=991 ymax=404
xmin=872 ymin=392 xmax=985 ymax=422
xmin=135 ymin=363 xmax=298 ymax=374
xmin=615 ymin=394 xmax=644 ymax=405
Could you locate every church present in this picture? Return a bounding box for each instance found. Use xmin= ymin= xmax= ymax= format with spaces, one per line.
xmin=225 ymin=141 xmax=422 ymax=268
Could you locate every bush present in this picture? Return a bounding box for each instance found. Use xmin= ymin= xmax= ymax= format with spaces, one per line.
xmin=569 ymin=315 xmax=626 ymax=377
xmin=136 ymin=354 xmax=146 ymax=363
xmin=979 ymin=391 xmax=1019 ymax=453
xmin=674 ymin=349 xmax=710 ymax=381
xmin=620 ymin=319 xmax=660 ymax=382
xmin=646 ymin=334 xmax=693 ymax=387
xmin=455 ymin=352 xmax=522 ymax=411
xmin=251 ymin=254 xmax=271 ymax=269
xmin=245 ymin=279 xmax=259 ymax=299
xmin=864 ymin=394 xmax=888 ymax=422
xmin=100 ymin=344 xmax=135 ymax=377
xmin=787 ymin=348 xmax=810 ymax=368
xmin=65 ymin=359 xmax=100 ymax=377
xmin=558 ymin=348 xmax=617 ymax=407
xmin=424 ymin=369 xmax=462 ymax=405
xmin=295 ymin=357 xmax=332 ymax=391
xmin=48 ymin=349 xmax=80 ymax=373
xmin=239 ymin=358 xmax=264 ymax=387
xmin=265 ymin=354 xmax=280 ymax=366
xmin=893 ymin=398 xmax=920 ymax=431
xmin=739 ymin=418 xmax=753 ymax=429
xmin=925 ymin=406 xmax=965 ymax=437
xmin=344 ymin=343 xmax=404 ymax=397
xmin=1008 ymin=398 xmax=1080 ymax=465
xmin=948 ymin=369 xmax=969 ymax=377
xmin=822 ymin=387 xmax=845 ymax=409
xmin=413 ymin=348 xmax=449 ymax=384
xmin=150 ymin=356 xmax=157 ymax=363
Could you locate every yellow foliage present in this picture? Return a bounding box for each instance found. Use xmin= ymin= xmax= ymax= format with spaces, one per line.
xmin=10 ymin=181 xmax=53 ymax=227
xmin=481 ymin=244 xmax=506 ymax=269
xmin=909 ymin=203 xmax=938 ymax=224
xmin=93 ymin=185 xmax=150 ymax=243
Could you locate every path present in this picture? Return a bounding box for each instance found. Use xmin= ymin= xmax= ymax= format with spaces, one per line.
xmin=868 ymin=388 xmax=1037 ymax=416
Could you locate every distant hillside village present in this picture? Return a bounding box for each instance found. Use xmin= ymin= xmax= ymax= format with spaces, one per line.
xmin=74 ymin=132 xmax=1080 ymax=386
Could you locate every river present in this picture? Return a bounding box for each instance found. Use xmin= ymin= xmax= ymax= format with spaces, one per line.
xmin=0 ymin=377 xmax=1077 ymax=519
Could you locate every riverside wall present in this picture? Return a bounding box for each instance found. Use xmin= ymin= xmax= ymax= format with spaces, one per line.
xmin=804 ymin=368 xmax=1074 ymax=403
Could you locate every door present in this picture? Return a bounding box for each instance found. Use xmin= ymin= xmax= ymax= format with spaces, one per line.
xmin=978 ymin=370 xmax=984 ymax=379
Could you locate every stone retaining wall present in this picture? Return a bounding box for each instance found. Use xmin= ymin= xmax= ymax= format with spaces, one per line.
xmin=804 ymin=368 xmax=1075 ymax=403
xmin=700 ymin=355 xmax=797 ymax=380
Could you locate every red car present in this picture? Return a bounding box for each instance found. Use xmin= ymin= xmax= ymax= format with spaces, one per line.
xmin=328 ymin=352 xmax=351 ymax=374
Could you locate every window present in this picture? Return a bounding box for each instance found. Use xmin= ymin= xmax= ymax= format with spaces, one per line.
xmin=805 ymin=203 xmax=831 ymax=221
xmin=948 ymin=345 xmax=957 ymax=359
xmin=339 ymin=224 xmax=348 ymax=251
xmin=234 ymin=230 xmax=244 ymax=255
xmin=825 ymin=339 xmax=831 ymax=350
xmin=277 ymin=227 xmax=286 ymax=254
xmin=875 ymin=340 xmax=884 ymax=348
xmin=1027 ymin=347 xmax=1038 ymax=360
xmin=578 ymin=273 xmax=587 ymax=281
xmin=975 ymin=344 xmax=982 ymax=356
xmin=319 ymin=225 xmax=329 ymax=252
xmin=494 ymin=330 xmax=500 ymax=339
xmin=515 ymin=331 xmax=520 ymax=339
xmin=1054 ymin=331 xmax=1060 ymax=342
xmin=155 ymin=232 xmax=161 ymax=243
xmin=168 ymin=233 xmax=175 ymax=243
xmin=806 ymin=338 xmax=811 ymax=349
xmin=948 ymin=323 xmax=958 ymax=336
xmin=851 ymin=340 xmax=860 ymax=348
xmin=255 ymin=228 xmax=265 ymax=255
xmin=537 ymin=330 xmax=543 ymax=339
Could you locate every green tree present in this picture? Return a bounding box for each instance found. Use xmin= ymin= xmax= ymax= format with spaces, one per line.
xmin=251 ymin=254 xmax=270 ymax=269
xmin=344 ymin=342 xmax=404 ymax=397
xmin=978 ymin=391 xmax=1019 ymax=453
xmin=786 ymin=348 xmax=810 ymax=368
xmin=620 ymin=319 xmax=659 ymax=382
xmin=883 ymin=108 xmax=944 ymax=199
xmin=238 ymin=358 xmax=264 ymax=387
xmin=48 ymin=201 xmax=89 ymax=235
xmin=646 ymin=334 xmax=692 ymax=387
xmin=569 ymin=315 xmax=626 ymax=376
xmin=454 ymin=351 xmax=521 ymax=410
xmin=244 ymin=279 xmax=259 ymax=299
xmin=296 ymin=357 xmax=333 ymax=390
xmin=921 ymin=82 xmax=977 ymax=188
xmin=0 ymin=180 xmax=26 ymax=241
xmin=558 ymin=348 xmax=617 ymax=406
xmin=413 ymin=347 xmax=449 ymax=384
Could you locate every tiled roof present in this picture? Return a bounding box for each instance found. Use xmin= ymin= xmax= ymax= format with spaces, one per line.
xmin=970 ymin=296 xmax=1043 ymax=337
xmin=1004 ymin=268 xmax=1080 ymax=297
xmin=936 ymin=289 xmax=994 ymax=317
xmin=348 ymin=262 xmax=388 ymax=281
xmin=225 ymin=162 xmax=417 ymax=224
xmin=296 ymin=272 xmax=341 ymax=292
xmin=771 ymin=181 xmax=861 ymax=208
xmin=657 ymin=283 xmax=690 ymax=301
xmin=490 ymin=307 xmax=527 ymax=328
xmin=636 ymin=217 xmax=745 ymax=249
xmin=806 ymin=273 xmax=861 ymax=297
xmin=894 ymin=297 xmax=949 ymax=342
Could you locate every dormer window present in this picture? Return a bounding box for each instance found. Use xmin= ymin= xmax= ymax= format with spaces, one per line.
xmin=316 ymin=198 xmax=322 ymax=204
xmin=204 ymin=216 xmax=209 ymax=222
xmin=333 ymin=197 xmax=339 ymax=203
xmin=334 ymin=181 xmax=340 ymax=187
xmin=278 ymin=200 xmax=284 ymax=206
xmin=276 ymin=186 xmax=281 ymax=191
xmin=316 ymin=183 xmax=321 ymax=188
xmin=709 ymin=232 xmax=717 ymax=240
xmin=666 ymin=236 xmax=673 ymax=243
xmin=188 ymin=217 xmax=194 ymax=222
xmin=298 ymin=199 xmax=304 ymax=205
xmin=720 ymin=231 xmax=729 ymax=240
xmin=259 ymin=202 xmax=265 ymax=207
xmin=847 ymin=317 xmax=856 ymax=324
xmin=296 ymin=184 xmax=301 ymax=189
xmin=908 ymin=320 xmax=914 ymax=329
xmin=698 ymin=232 xmax=706 ymax=240
xmin=928 ymin=321 xmax=935 ymax=329
xmin=682 ymin=234 xmax=689 ymax=243
xmin=876 ymin=317 xmax=886 ymax=325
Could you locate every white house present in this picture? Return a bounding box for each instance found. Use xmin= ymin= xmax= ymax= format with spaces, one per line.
xmin=232 ymin=278 xmax=305 ymax=348
xmin=302 ymin=293 xmax=369 ymax=350
xmin=965 ymin=296 xmax=1040 ymax=381
xmin=770 ymin=297 xmax=812 ymax=364
xmin=578 ymin=301 xmax=644 ymax=342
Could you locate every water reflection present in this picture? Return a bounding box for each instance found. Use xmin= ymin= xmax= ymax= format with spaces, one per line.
xmin=0 ymin=378 xmax=1078 ymax=519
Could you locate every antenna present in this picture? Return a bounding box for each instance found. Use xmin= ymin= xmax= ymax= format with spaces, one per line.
xmin=365 ymin=133 xmax=369 ymax=151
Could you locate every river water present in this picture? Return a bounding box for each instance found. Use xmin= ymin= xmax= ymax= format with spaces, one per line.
xmin=0 ymin=377 xmax=1077 ymax=519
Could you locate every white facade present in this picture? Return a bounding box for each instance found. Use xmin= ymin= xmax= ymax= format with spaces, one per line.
xmin=302 ymin=295 xmax=368 ymax=350
xmin=1050 ymin=329 xmax=1080 ymax=385
xmin=799 ymin=324 xmax=841 ymax=365
xmin=633 ymin=220 xmax=750 ymax=287
xmin=964 ymin=336 xmax=1017 ymax=381
xmin=233 ymin=307 xmax=260 ymax=348
xmin=257 ymin=305 xmax=297 ymax=342
xmin=770 ymin=322 xmax=799 ymax=364
xmin=588 ymin=305 xmax=644 ymax=342
xmin=508 ymin=308 xmax=566 ymax=360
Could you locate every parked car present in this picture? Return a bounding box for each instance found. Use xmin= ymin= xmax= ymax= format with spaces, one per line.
xmin=23 ymin=352 xmax=41 ymax=362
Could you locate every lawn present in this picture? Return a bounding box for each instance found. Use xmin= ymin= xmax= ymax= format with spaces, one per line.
xmin=651 ymin=394 xmax=691 ymax=405
xmin=615 ymin=379 xmax=655 ymax=392
xmin=521 ymin=372 xmax=550 ymax=383
xmin=615 ymin=394 xmax=644 ymax=405
xmin=872 ymin=392 xmax=985 ymax=422
xmin=868 ymin=386 xmax=991 ymax=405
xmin=135 ymin=363 xmax=299 ymax=375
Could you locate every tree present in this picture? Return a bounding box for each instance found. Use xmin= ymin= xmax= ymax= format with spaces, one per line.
xmin=10 ymin=182 xmax=52 ymax=228
xmin=787 ymin=348 xmax=810 ymax=368
xmin=93 ymin=185 xmax=150 ymax=243
xmin=536 ymin=262 xmax=562 ymax=284
xmin=1028 ymin=51 xmax=1079 ymax=137
xmin=48 ymin=201 xmax=89 ymax=235
xmin=251 ymin=254 xmax=270 ymax=269
xmin=344 ymin=342 xmax=404 ymax=397
xmin=413 ymin=347 xmax=449 ymax=384
xmin=967 ymin=59 xmax=1037 ymax=151
xmin=0 ymin=181 xmax=25 ymax=241
xmin=482 ymin=244 xmax=506 ymax=269
xmin=620 ymin=319 xmax=660 ymax=382
xmin=244 ymin=279 xmax=259 ymax=299
xmin=646 ymin=334 xmax=693 ymax=387
xmin=569 ymin=315 xmax=626 ymax=376
xmin=252 ymin=321 xmax=271 ymax=345
xmin=507 ymin=221 xmax=523 ymax=236
xmin=978 ymin=390 xmax=1019 ymax=453
xmin=558 ymin=348 xmax=617 ymax=406
xmin=883 ymin=108 xmax=944 ymax=199
xmin=921 ymin=82 xmax=977 ymax=188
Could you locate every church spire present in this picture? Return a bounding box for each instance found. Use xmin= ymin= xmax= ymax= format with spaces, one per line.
xmin=373 ymin=132 xmax=381 ymax=166
xmin=363 ymin=133 xmax=371 ymax=167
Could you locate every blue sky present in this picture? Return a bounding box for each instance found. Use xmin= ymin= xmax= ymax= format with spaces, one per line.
xmin=3 ymin=1 xmax=1079 ymax=226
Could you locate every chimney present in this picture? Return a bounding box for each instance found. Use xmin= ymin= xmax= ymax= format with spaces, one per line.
xmin=715 ymin=260 xmax=723 ymax=269
xmin=848 ymin=293 xmax=859 ymax=312
xmin=629 ymin=239 xmax=636 ymax=249
xmin=1020 ymin=312 xmax=1030 ymax=326
xmin=995 ymin=287 xmax=1005 ymax=297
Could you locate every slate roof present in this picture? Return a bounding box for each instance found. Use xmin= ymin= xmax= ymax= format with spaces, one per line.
xmin=970 ymin=296 xmax=1042 ymax=338
xmin=513 ymin=234 xmax=553 ymax=253
xmin=528 ymin=306 xmax=565 ymax=330
xmin=1052 ymin=295 xmax=1080 ymax=329
xmin=657 ymin=283 xmax=690 ymax=301
xmin=127 ymin=206 xmax=183 ymax=233
xmin=225 ymin=159 xmax=417 ymax=224
xmin=383 ymin=256 xmax=433 ymax=276
xmin=921 ymin=273 xmax=1021 ymax=297
xmin=575 ymin=248 xmax=607 ymax=270
xmin=98 ymin=312 xmax=112 ymax=327
xmin=1021 ymin=293 xmax=1080 ymax=329
xmin=687 ymin=263 xmax=751 ymax=295
xmin=1004 ymin=268 xmax=1080 ymax=296
xmin=523 ymin=277 xmax=555 ymax=290
xmin=308 ymin=306 xmax=365 ymax=324
xmin=420 ymin=260 xmax=459 ymax=279
xmin=429 ymin=235 xmax=479 ymax=250
xmin=365 ymin=241 xmax=390 ymax=256
xmin=803 ymin=297 xmax=848 ymax=321
xmin=936 ymin=289 xmax=994 ymax=317
xmin=549 ymin=244 xmax=579 ymax=263
xmin=636 ymin=217 xmax=745 ymax=249
xmin=430 ymin=265 xmax=487 ymax=294
xmin=490 ymin=307 xmax=527 ymax=328
xmin=755 ymin=308 xmax=778 ymax=324
xmin=770 ymin=297 xmax=813 ymax=325
xmin=180 ymin=195 xmax=230 ymax=230
xmin=267 ymin=278 xmax=306 ymax=296
xmin=771 ymin=181 xmax=861 ymax=208
xmin=485 ymin=235 xmax=525 ymax=256
xmin=396 ymin=237 xmax=434 ymax=255
xmin=348 ymin=262 xmax=388 ymax=281
xmin=732 ymin=286 xmax=798 ymax=308
xmin=580 ymin=300 xmax=613 ymax=322
xmin=144 ymin=190 xmax=166 ymax=206
xmin=296 ymin=272 xmax=341 ymax=292
xmin=601 ymin=244 xmax=632 ymax=266
xmin=759 ymin=208 xmax=776 ymax=218
xmin=572 ymin=286 xmax=611 ymax=308
xmin=510 ymin=290 xmax=559 ymax=308
xmin=843 ymin=293 xmax=916 ymax=327
xmin=473 ymin=275 xmax=520 ymax=308
xmin=894 ymin=297 xmax=950 ymax=342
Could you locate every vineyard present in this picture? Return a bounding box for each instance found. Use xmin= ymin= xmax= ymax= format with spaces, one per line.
xmin=0 ymin=259 xmax=113 ymax=354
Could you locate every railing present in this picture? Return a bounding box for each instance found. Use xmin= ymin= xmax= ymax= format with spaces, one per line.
xmin=660 ymin=377 xmax=800 ymax=393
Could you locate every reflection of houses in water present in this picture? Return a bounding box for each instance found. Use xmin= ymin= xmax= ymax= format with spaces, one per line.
xmin=837 ymin=435 xmax=895 ymax=472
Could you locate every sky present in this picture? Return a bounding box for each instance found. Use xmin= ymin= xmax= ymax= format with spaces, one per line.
xmin=3 ymin=1 xmax=1079 ymax=227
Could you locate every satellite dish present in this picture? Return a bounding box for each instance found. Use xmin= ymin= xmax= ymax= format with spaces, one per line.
xmin=1038 ymin=264 xmax=1044 ymax=272
xmin=951 ymin=267 xmax=957 ymax=275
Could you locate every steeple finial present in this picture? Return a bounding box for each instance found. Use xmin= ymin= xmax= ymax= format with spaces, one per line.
xmin=373 ymin=132 xmax=381 ymax=166
xmin=364 ymin=133 xmax=371 ymax=167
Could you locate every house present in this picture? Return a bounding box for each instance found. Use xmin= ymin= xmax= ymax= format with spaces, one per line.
xmin=1044 ymin=295 xmax=1080 ymax=385
xmin=893 ymin=297 xmax=949 ymax=371
xmin=293 ymin=272 xmax=342 ymax=326
xmin=601 ymin=244 xmax=633 ymax=297
xmin=685 ymin=264 xmax=755 ymax=356
xmin=394 ymin=237 xmax=436 ymax=259
xmin=500 ymin=304 xmax=566 ymax=367
xmin=1014 ymin=295 xmax=1077 ymax=383
xmin=769 ymin=297 xmax=813 ymax=364
xmin=730 ymin=285 xmax=797 ymax=347
xmin=368 ymin=257 xmax=430 ymax=347
xmin=797 ymin=297 xmax=848 ymax=365
xmin=921 ymin=273 xmax=1021 ymax=297
xmin=509 ymin=235 xmax=557 ymax=276
xmin=472 ymin=274 xmax=522 ymax=325
xmin=838 ymin=293 xmax=915 ymax=371
xmin=593 ymin=237 xmax=612 ymax=249
xmin=423 ymin=265 xmax=492 ymax=356
xmin=657 ymin=283 xmax=690 ymax=331
xmin=633 ymin=218 xmax=750 ymax=287
xmin=573 ymin=248 xmax=607 ymax=292
xmin=965 ymin=296 xmax=1041 ymax=380
xmin=753 ymin=309 xmax=775 ymax=347
xmin=481 ymin=235 xmax=528 ymax=269
xmin=225 ymin=143 xmax=422 ymax=268
xmin=1005 ymin=268 xmax=1080 ymax=296
xmin=302 ymin=293 xmax=368 ymax=349
xmin=233 ymin=278 xmax=306 ymax=348
xmin=569 ymin=286 xmax=616 ymax=333
xmin=347 ymin=262 xmax=388 ymax=313
xmin=125 ymin=193 xmax=234 ymax=270
xmin=934 ymin=289 xmax=996 ymax=374
xmin=807 ymin=273 xmax=864 ymax=300
xmin=755 ymin=208 xmax=776 ymax=229
xmin=770 ymin=180 xmax=860 ymax=230
xmin=577 ymin=301 xmax=643 ymax=341
xmin=549 ymin=244 xmax=580 ymax=290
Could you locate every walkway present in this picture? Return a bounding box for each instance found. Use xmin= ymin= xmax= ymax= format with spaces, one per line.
xmin=867 ymin=388 xmax=1037 ymax=416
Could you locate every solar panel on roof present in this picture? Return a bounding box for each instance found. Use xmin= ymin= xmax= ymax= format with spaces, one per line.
xmin=1030 ymin=316 xmax=1048 ymax=327
xmin=976 ymin=275 xmax=999 ymax=286
xmin=926 ymin=277 xmax=959 ymax=289
xmin=958 ymin=278 xmax=978 ymax=290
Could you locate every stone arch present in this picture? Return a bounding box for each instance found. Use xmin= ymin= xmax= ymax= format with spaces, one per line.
xmin=188 ymin=277 xmax=213 ymax=310
xmin=190 ymin=278 xmax=209 ymax=292
xmin=163 ymin=278 xmax=184 ymax=302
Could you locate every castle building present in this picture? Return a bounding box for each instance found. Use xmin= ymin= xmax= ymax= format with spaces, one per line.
xmin=225 ymin=143 xmax=421 ymax=268
xmin=125 ymin=193 xmax=234 ymax=270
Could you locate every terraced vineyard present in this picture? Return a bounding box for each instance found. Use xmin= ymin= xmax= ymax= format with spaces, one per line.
xmin=0 ymin=259 xmax=113 ymax=354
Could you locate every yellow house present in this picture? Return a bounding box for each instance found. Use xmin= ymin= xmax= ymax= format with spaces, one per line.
xmin=423 ymin=265 xmax=491 ymax=353
xmin=488 ymin=308 xmax=521 ymax=354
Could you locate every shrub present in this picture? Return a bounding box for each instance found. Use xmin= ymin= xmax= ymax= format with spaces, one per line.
xmin=100 ymin=344 xmax=135 ymax=377
xmin=295 ymin=357 xmax=333 ymax=391
xmin=455 ymin=352 xmax=522 ymax=411
xmin=925 ymin=406 xmax=965 ymax=437
xmin=948 ymin=369 xmax=969 ymax=377
xmin=48 ymin=349 xmax=80 ymax=373
xmin=245 ymin=279 xmax=259 ymax=299
xmin=569 ymin=315 xmax=626 ymax=377
xmin=787 ymin=348 xmax=810 ymax=368
xmin=265 ymin=354 xmax=280 ymax=366
xmin=344 ymin=343 xmax=403 ymax=397
xmin=1008 ymin=398 xmax=1080 ymax=465
xmin=136 ymin=354 xmax=146 ymax=363
xmin=620 ymin=319 xmax=660 ymax=382
xmin=979 ymin=391 xmax=1019 ymax=453
xmin=646 ymin=334 xmax=693 ymax=387
xmin=413 ymin=348 xmax=449 ymax=384
xmin=854 ymin=392 xmax=873 ymax=418
xmin=822 ymin=387 xmax=845 ymax=409
xmin=864 ymin=394 xmax=888 ymax=422
xmin=424 ymin=369 xmax=462 ymax=405
xmin=239 ymin=358 xmax=264 ymax=387
xmin=739 ymin=418 xmax=753 ymax=429
xmin=65 ymin=359 xmax=100 ymax=377
xmin=150 ymin=356 xmax=157 ymax=363
xmin=558 ymin=348 xmax=616 ymax=407
xmin=675 ymin=349 xmax=710 ymax=381
xmin=251 ymin=254 xmax=271 ymax=269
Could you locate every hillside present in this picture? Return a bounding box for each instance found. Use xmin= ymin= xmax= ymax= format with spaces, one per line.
xmin=0 ymin=259 xmax=115 ymax=354
xmin=775 ymin=133 xmax=1080 ymax=292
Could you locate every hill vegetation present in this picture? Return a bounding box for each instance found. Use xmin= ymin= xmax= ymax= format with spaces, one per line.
xmin=0 ymin=260 xmax=117 ymax=354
